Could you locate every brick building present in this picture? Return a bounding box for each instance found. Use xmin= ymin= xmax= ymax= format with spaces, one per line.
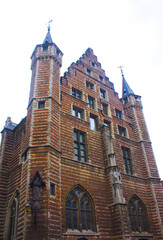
xmin=0 ymin=28 xmax=163 ymax=240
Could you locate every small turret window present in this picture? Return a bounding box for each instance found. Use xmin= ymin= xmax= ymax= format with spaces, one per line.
xmin=43 ymin=42 xmax=48 ymax=51
xmin=38 ymin=101 xmax=45 ymax=109
xmin=50 ymin=183 xmax=55 ymax=196
xmin=56 ymin=48 xmax=60 ymax=55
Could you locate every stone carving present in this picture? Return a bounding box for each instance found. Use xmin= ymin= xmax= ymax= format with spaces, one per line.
xmin=30 ymin=171 xmax=45 ymax=211
xmin=111 ymin=168 xmax=122 ymax=183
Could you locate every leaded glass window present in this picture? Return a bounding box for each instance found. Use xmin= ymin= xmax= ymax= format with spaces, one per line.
xmin=128 ymin=196 xmax=150 ymax=233
xmin=122 ymin=147 xmax=133 ymax=175
xmin=8 ymin=192 xmax=20 ymax=240
xmin=74 ymin=130 xmax=86 ymax=162
xmin=66 ymin=186 xmax=96 ymax=232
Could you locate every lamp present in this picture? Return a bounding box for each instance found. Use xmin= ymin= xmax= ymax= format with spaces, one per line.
xmin=25 ymin=203 xmax=31 ymax=212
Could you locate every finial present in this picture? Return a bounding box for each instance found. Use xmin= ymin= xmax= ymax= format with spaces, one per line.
xmin=5 ymin=117 xmax=12 ymax=127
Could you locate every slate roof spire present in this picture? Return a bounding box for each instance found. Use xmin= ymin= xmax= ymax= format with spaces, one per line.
xmin=43 ymin=24 xmax=53 ymax=44
xmin=120 ymin=67 xmax=134 ymax=98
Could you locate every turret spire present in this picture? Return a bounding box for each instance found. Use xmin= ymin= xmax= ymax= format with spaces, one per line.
xmin=119 ymin=67 xmax=134 ymax=98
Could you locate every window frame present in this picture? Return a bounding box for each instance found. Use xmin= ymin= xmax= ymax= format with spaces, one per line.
xmin=86 ymin=80 xmax=94 ymax=90
xmin=100 ymin=88 xmax=106 ymax=99
xmin=99 ymin=75 xmax=104 ymax=83
xmin=102 ymin=103 xmax=108 ymax=115
xmin=50 ymin=183 xmax=55 ymax=196
xmin=86 ymin=68 xmax=91 ymax=76
xmin=65 ymin=185 xmax=96 ymax=232
xmin=72 ymin=87 xmax=82 ymax=100
xmin=128 ymin=195 xmax=150 ymax=233
xmin=91 ymin=61 xmax=96 ymax=68
xmin=115 ymin=109 xmax=122 ymax=119
xmin=90 ymin=114 xmax=98 ymax=131
xmin=38 ymin=101 xmax=45 ymax=109
xmin=88 ymin=95 xmax=95 ymax=109
xmin=122 ymin=147 xmax=133 ymax=175
xmin=5 ymin=191 xmax=20 ymax=240
xmin=74 ymin=129 xmax=86 ymax=162
xmin=118 ymin=126 xmax=127 ymax=137
xmin=73 ymin=106 xmax=84 ymax=120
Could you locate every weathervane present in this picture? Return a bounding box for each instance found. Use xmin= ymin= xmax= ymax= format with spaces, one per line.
xmin=46 ymin=19 xmax=53 ymax=31
xmin=118 ymin=65 xmax=124 ymax=77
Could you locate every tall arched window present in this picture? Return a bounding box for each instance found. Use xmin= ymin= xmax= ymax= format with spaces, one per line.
xmin=128 ymin=195 xmax=150 ymax=233
xmin=5 ymin=190 xmax=20 ymax=240
xmin=65 ymin=185 xmax=96 ymax=232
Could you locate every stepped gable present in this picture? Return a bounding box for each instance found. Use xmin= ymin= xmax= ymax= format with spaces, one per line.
xmin=66 ymin=48 xmax=115 ymax=90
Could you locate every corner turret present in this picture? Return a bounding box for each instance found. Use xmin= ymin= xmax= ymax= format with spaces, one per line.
xmin=120 ymin=68 xmax=141 ymax=105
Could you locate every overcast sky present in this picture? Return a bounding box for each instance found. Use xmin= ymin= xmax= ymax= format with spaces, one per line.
xmin=0 ymin=0 xmax=163 ymax=178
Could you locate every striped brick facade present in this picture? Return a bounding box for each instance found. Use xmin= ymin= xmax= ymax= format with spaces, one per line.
xmin=0 ymin=33 xmax=163 ymax=240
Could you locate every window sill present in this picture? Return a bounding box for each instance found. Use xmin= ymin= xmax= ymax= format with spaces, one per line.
xmin=64 ymin=229 xmax=99 ymax=236
xmin=131 ymin=231 xmax=153 ymax=237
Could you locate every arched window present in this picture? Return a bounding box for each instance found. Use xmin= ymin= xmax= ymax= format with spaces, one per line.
xmin=128 ymin=195 xmax=150 ymax=233
xmin=66 ymin=186 xmax=96 ymax=232
xmin=5 ymin=190 xmax=20 ymax=240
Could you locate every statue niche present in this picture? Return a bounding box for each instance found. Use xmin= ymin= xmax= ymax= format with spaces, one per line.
xmin=30 ymin=171 xmax=45 ymax=212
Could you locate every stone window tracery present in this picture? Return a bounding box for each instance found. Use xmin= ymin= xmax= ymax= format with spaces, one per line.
xmin=65 ymin=186 xmax=96 ymax=232
xmin=128 ymin=196 xmax=150 ymax=233
xmin=8 ymin=191 xmax=20 ymax=240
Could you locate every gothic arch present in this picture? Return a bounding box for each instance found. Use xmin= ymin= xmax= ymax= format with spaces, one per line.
xmin=128 ymin=194 xmax=150 ymax=233
xmin=4 ymin=189 xmax=20 ymax=240
xmin=65 ymin=184 xmax=96 ymax=232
